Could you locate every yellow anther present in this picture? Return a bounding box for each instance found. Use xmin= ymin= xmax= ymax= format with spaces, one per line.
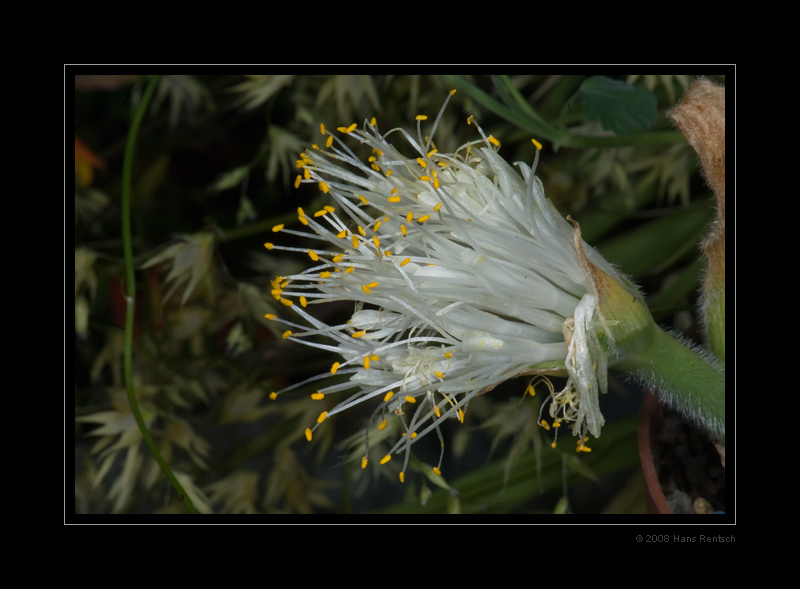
xmin=458 ymin=409 xmax=464 ymax=423
xmin=399 ymin=472 xmax=405 ymax=483
xmin=417 ymin=157 xmax=427 ymax=168
xmin=410 ymin=432 xmax=417 ymax=439
xmin=433 ymin=202 xmax=443 ymax=211
xmin=319 ymin=271 xmax=332 ymax=278
xmin=384 ymin=250 xmax=392 ymax=257
xmin=415 ymin=114 xmax=428 ymax=121
xmin=380 ymin=454 xmax=392 ymax=465
xmin=303 ymin=168 xmax=310 ymax=180
xmin=272 ymin=224 xmax=284 ymax=232
xmin=531 ymin=138 xmax=543 ymax=150
xmin=358 ymin=226 xmax=366 ymax=237
xmin=264 ymin=313 xmax=276 ymax=320
xmin=388 ymin=196 xmax=401 ymax=203
xmin=344 ymin=123 xmax=358 ymax=133
xmin=358 ymin=194 xmax=368 ymax=205
xmin=269 ymin=391 xmax=278 ymax=400
xmin=263 ymin=242 xmax=274 ymax=250
xmin=400 ymin=225 xmax=407 ymax=236
xmin=371 ymin=163 xmax=380 ymax=171
xmin=317 ymin=411 xmax=328 ymax=424
xmin=433 ymin=467 xmax=441 ymax=475
xmin=434 ymin=371 xmax=444 ymax=379
xmin=352 ymin=330 xmax=366 ymax=338
xmin=363 ymin=356 xmax=370 ymax=369
xmin=299 ymin=215 xmax=309 ymax=226
xmin=427 ymin=149 xmax=437 ymax=157
xmin=324 ymin=205 xmax=335 ymax=213
xmin=362 ymin=284 xmax=372 ymax=294
xmin=370 ymin=117 xmax=377 ymax=126
xmin=332 ymin=254 xmax=345 ymax=263
xmin=352 ymin=235 xmax=359 ymax=248
xmin=305 ymin=428 xmax=312 ymax=442
xmin=282 ymin=330 xmax=292 ymax=339
xmin=526 ymin=384 xmax=535 ymax=397
xmin=372 ymin=236 xmax=380 ymax=249
xmin=374 ymin=220 xmax=382 ymax=231
xmin=326 ymin=134 xmax=333 ymax=147
xmin=319 ymin=181 xmax=329 ymax=193
xmin=417 ymin=214 xmax=430 ymax=223
xmin=553 ymin=420 xmax=561 ymax=428
xmin=551 ymin=441 xmax=557 ymax=449
xmin=370 ymin=354 xmax=379 ymax=361
xmin=361 ymin=456 xmax=368 ymax=469
xmin=540 ymin=419 xmax=551 ymax=431
xmin=345 ymin=267 xmax=355 ymax=274
xmin=378 ymin=419 xmax=387 ymax=430
xmin=337 ymin=230 xmax=347 ymax=239
xmin=433 ymin=405 xmax=441 ymax=417
xmin=405 ymin=396 xmax=416 ymax=404
xmin=488 ymin=135 xmax=500 ymax=146
xmin=280 ymin=298 xmax=293 ymax=307
xmin=444 ymin=351 xmax=453 ymax=358
xmin=308 ymin=249 xmax=319 ymax=261
xmin=400 ymin=257 xmax=411 ymax=266
xmin=449 ymin=89 xmax=456 ymax=95
xmin=406 ymin=212 xmax=413 ymax=222
xmin=433 ymin=177 xmax=439 ymax=189
xmin=311 ymin=392 xmax=324 ymax=400
xmin=384 ymin=391 xmax=394 ymax=402
xmin=294 ymin=175 xmax=301 ymax=189
xmin=467 ymin=114 xmax=474 ymax=125
xmin=385 ymin=169 xmax=392 ymax=177
xmin=331 ymin=362 xmax=340 ymax=374
xmin=420 ymin=175 xmax=431 ymax=182
xmin=367 ymin=281 xmax=378 ymax=288
xmin=320 ymin=123 xmax=326 ymax=135
xmin=313 ymin=209 xmax=327 ymax=217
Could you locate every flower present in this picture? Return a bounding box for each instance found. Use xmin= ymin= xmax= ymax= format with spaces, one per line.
xmin=264 ymin=91 xmax=643 ymax=480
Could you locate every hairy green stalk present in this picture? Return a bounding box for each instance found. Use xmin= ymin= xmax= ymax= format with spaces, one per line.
xmin=617 ymin=326 xmax=725 ymax=443
xmin=121 ymin=75 xmax=197 ymax=514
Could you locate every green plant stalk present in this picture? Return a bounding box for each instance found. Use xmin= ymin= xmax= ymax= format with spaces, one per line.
xmin=616 ymin=326 xmax=725 ymax=443
xmin=121 ymin=75 xmax=197 ymax=514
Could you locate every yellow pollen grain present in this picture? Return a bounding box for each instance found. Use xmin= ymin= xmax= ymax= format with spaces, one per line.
xmin=263 ymin=242 xmax=274 ymax=250
xmin=308 ymin=249 xmax=319 ymax=261
xmin=531 ymin=138 xmax=543 ymax=150
xmin=405 ymin=396 xmax=416 ymax=404
xmin=264 ymin=313 xmax=276 ymax=320
xmin=280 ymin=298 xmax=293 ymax=307
xmin=294 ymin=175 xmax=301 ymax=188
xmin=433 ymin=202 xmax=443 ymax=211
xmin=415 ymin=114 xmax=428 ymax=121
xmin=384 ymin=391 xmax=394 ymax=402
xmin=417 ymin=214 xmax=430 ymax=223
xmin=272 ymin=224 xmax=284 ymax=232
xmin=400 ymin=257 xmax=411 ymax=266
xmin=380 ymin=454 xmax=391 ymax=465
xmin=433 ymin=467 xmax=442 ymax=475
xmin=311 ymin=392 xmax=324 ymax=400
xmin=319 ymin=181 xmax=329 ymax=193
xmin=330 ymin=362 xmax=340 ymax=374
xmin=317 ymin=411 xmax=328 ymax=424
xmin=378 ymin=419 xmax=387 ymax=430
xmin=269 ymin=392 xmax=277 ymax=400
xmin=361 ymin=456 xmax=368 ymax=469
xmin=304 ymin=428 xmax=312 ymax=442
xmin=282 ymin=330 xmax=292 ymax=339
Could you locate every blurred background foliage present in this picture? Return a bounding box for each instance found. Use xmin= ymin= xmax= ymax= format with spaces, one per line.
xmin=74 ymin=73 xmax=724 ymax=514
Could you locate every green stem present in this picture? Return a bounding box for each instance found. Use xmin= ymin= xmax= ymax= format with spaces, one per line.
xmin=121 ymin=75 xmax=197 ymax=514
xmin=617 ymin=326 xmax=725 ymax=443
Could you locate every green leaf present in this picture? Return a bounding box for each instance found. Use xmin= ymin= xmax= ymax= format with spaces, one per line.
xmin=578 ymin=76 xmax=657 ymax=134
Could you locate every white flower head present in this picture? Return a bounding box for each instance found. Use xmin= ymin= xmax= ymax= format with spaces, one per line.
xmin=264 ymin=91 xmax=632 ymax=479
